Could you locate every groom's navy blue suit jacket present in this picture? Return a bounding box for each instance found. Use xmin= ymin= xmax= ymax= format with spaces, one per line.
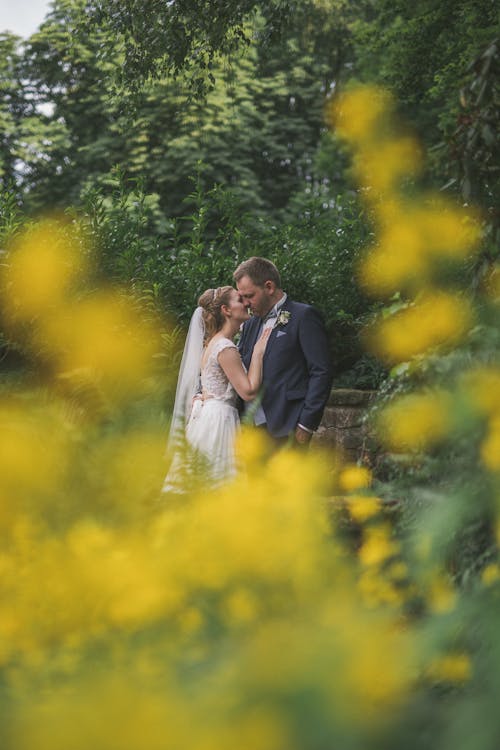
xmin=238 ymin=298 xmax=333 ymax=439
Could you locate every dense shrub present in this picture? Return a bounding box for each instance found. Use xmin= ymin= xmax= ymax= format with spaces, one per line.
xmin=77 ymin=172 xmax=381 ymax=386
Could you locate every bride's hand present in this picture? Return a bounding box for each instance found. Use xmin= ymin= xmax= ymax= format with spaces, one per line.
xmin=254 ymin=326 xmax=272 ymax=356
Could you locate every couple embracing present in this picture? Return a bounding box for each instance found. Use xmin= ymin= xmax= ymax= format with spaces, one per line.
xmin=163 ymin=257 xmax=333 ymax=491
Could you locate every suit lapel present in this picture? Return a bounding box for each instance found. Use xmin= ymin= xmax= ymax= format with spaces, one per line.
xmin=245 ymin=317 xmax=261 ymax=362
xmin=264 ymin=298 xmax=293 ymax=362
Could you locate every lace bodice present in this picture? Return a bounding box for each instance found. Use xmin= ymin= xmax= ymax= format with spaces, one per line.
xmin=201 ymin=337 xmax=239 ymax=405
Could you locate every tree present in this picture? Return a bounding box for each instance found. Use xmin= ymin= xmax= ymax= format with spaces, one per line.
xmin=16 ymin=0 xmax=358 ymax=222
xmin=0 ymin=33 xmax=24 ymax=189
xmin=350 ymin=0 xmax=498 ymax=159
xmin=83 ymin=0 xmax=298 ymax=93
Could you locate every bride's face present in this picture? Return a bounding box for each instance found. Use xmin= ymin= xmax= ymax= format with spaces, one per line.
xmin=226 ymin=289 xmax=250 ymax=323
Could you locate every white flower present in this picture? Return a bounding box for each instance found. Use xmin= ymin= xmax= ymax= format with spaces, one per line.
xmin=277 ymin=310 xmax=291 ymax=327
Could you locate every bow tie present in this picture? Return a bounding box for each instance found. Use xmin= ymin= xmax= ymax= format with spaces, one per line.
xmin=262 ymin=308 xmax=278 ymax=323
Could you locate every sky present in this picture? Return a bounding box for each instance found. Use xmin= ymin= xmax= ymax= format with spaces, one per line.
xmin=0 ymin=0 xmax=53 ymax=39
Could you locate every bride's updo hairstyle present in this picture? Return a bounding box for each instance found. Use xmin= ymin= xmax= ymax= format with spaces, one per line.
xmin=198 ymin=286 xmax=234 ymax=344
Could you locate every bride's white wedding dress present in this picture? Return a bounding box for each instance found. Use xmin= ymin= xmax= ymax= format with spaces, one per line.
xmin=163 ymin=336 xmax=240 ymax=492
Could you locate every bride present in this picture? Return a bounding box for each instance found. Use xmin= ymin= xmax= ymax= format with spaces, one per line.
xmin=163 ymin=285 xmax=270 ymax=491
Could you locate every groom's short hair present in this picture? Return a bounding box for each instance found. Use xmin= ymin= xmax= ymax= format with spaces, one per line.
xmin=233 ymin=257 xmax=281 ymax=288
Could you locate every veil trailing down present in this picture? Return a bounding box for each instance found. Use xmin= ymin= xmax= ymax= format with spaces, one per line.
xmin=167 ymin=306 xmax=205 ymax=451
xmin=162 ymin=305 xmax=214 ymax=494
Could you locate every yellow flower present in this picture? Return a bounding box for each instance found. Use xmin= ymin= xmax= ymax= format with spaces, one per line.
xmin=10 ymin=675 xmax=190 ymax=750
xmin=95 ymin=428 xmax=167 ymax=514
xmin=357 ymin=567 xmax=404 ymax=608
xmin=462 ymin=367 xmax=500 ymax=416
xmin=480 ymin=415 xmax=500 ymax=471
xmin=481 ymin=564 xmax=500 ymax=586
xmin=346 ymin=495 xmax=381 ymax=523
xmin=377 ymin=390 xmax=452 ymax=451
xmin=177 ymin=607 xmax=203 ymax=636
xmin=358 ymin=524 xmax=399 ymax=566
xmin=1 ymin=219 xmax=86 ymax=324
xmin=224 ymin=588 xmax=259 ymax=626
xmin=415 ymin=201 xmax=481 ymax=260
xmin=0 ymin=400 xmax=70 ymax=519
xmin=341 ymin=618 xmax=414 ymax=711
xmin=359 ymin=221 xmax=428 ymax=295
xmin=427 ymin=573 xmax=457 ymax=613
xmin=339 ymin=465 xmax=372 ymax=492
xmin=353 ymin=137 xmax=422 ymax=193
xmin=358 ymin=202 xmax=478 ymax=296
xmin=368 ymin=292 xmax=473 ymax=363
xmin=387 ymin=561 xmax=409 ymax=581
xmin=327 ymin=85 xmax=393 ymax=144
xmin=426 ymin=653 xmax=472 ymax=684
xmin=40 ymin=291 xmax=160 ymax=397
xmin=234 ymin=425 xmax=270 ymax=469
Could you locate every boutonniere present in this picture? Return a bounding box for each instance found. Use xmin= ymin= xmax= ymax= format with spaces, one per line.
xmin=276 ymin=310 xmax=291 ymax=327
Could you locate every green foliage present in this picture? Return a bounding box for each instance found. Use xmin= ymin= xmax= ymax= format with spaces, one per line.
xmin=350 ymin=0 xmax=500 ymax=232
xmin=0 ymin=32 xmax=24 ymax=188
xmin=0 ymin=188 xmax=25 ymax=247
xmin=0 ymin=189 xmax=27 ymax=363
xmin=11 ymin=0 xmax=353 ymax=223
xmin=83 ymin=0 xmax=300 ymax=92
xmin=76 ymin=172 xmax=379 ymax=382
xmin=352 ymin=0 xmax=498 ymax=138
xmin=3 ymin=0 xmax=496 ymax=392
xmin=446 ymin=39 xmax=500 ymax=276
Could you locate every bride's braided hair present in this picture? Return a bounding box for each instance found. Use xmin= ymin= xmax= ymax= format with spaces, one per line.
xmin=198 ymin=286 xmax=233 ymax=344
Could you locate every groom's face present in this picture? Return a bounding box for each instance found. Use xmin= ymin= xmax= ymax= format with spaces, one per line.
xmin=236 ymin=275 xmax=274 ymax=318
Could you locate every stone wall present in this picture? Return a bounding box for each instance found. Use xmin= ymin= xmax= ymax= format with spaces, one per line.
xmin=313 ymin=388 xmax=377 ymax=464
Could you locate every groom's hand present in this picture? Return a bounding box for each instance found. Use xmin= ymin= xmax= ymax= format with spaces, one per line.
xmin=295 ymin=425 xmax=313 ymax=446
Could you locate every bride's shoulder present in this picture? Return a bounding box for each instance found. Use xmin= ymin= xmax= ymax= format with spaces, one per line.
xmin=208 ymin=336 xmax=237 ymax=356
xmin=217 ymin=337 xmax=238 ymax=352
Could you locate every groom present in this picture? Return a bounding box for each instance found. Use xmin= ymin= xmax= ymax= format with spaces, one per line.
xmin=234 ymin=257 xmax=333 ymax=445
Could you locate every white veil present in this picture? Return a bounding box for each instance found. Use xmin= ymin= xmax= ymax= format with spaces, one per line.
xmin=167 ymin=306 xmax=205 ymax=449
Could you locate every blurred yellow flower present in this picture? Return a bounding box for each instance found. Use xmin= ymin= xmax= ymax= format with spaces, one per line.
xmin=359 ymin=202 xmax=478 ymax=296
xmin=462 ymin=366 xmax=500 ymax=416
xmin=481 ymin=563 xmax=500 ymax=586
xmin=40 ymin=291 xmax=160 ymax=396
xmin=1 ymin=220 xmax=87 ymax=324
xmin=388 ymin=561 xmax=408 ymax=581
xmin=224 ymin=588 xmax=260 ymax=626
xmin=339 ymin=465 xmax=372 ymax=492
xmin=415 ymin=201 xmax=481 ymax=260
xmin=327 ymin=85 xmax=393 ymax=144
xmin=480 ymin=415 xmax=500 ymax=471
xmin=359 ymin=221 xmax=428 ymax=295
xmin=342 ymin=619 xmax=413 ymax=711
xmin=10 ymin=675 xmax=190 ymax=750
xmin=427 ymin=574 xmax=457 ymax=613
xmin=377 ymin=390 xmax=452 ymax=451
xmin=96 ymin=429 xmax=167 ymax=514
xmin=353 ymin=137 xmax=422 ymax=193
xmin=357 ymin=567 xmax=403 ymax=608
xmin=346 ymin=495 xmax=381 ymax=523
xmin=177 ymin=606 xmax=203 ymax=636
xmin=426 ymin=653 xmax=472 ymax=684
xmin=358 ymin=524 xmax=399 ymax=566
xmin=0 ymin=400 xmax=70 ymax=518
xmin=368 ymin=292 xmax=473 ymax=363
xmin=234 ymin=425 xmax=270 ymax=469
